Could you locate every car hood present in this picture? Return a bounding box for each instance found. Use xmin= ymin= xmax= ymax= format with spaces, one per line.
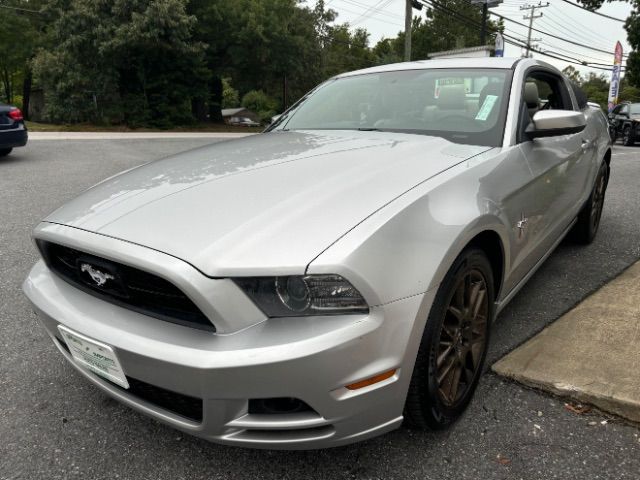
xmin=45 ymin=130 xmax=491 ymax=276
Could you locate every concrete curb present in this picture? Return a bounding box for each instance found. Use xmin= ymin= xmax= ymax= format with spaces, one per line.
xmin=493 ymin=260 xmax=640 ymax=424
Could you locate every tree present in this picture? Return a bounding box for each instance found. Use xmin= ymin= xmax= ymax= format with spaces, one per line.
xmin=562 ymin=66 xmax=583 ymax=84
xmin=619 ymin=81 xmax=640 ymax=102
xmin=222 ymin=78 xmax=240 ymax=109
xmin=581 ymin=72 xmax=609 ymax=109
xmin=372 ymin=38 xmax=403 ymax=65
xmin=322 ymin=26 xmax=374 ymax=78
xmin=373 ymin=0 xmax=502 ymax=63
xmin=0 ymin=0 xmax=46 ymax=117
xmin=241 ymin=90 xmax=278 ymax=122
xmin=188 ymin=0 xmax=324 ymax=120
xmin=33 ymin=0 xmax=209 ymax=126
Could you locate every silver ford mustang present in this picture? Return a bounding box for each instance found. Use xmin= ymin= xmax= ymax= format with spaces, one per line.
xmin=24 ymin=57 xmax=610 ymax=449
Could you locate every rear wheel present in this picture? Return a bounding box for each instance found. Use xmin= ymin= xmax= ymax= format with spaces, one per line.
xmin=572 ymin=162 xmax=608 ymax=244
xmin=0 ymin=148 xmax=12 ymax=157
xmin=623 ymin=125 xmax=635 ymax=146
xmin=404 ymin=248 xmax=494 ymax=430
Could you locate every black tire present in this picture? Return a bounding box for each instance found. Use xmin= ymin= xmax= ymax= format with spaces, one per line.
xmin=622 ymin=125 xmax=634 ymax=146
xmin=0 ymin=148 xmax=12 ymax=157
xmin=404 ymin=248 xmax=495 ymax=430
xmin=572 ymin=162 xmax=608 ymax=244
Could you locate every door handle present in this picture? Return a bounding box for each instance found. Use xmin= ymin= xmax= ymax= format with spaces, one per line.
xmin=581 ymin=139 xmax=592 ymax=150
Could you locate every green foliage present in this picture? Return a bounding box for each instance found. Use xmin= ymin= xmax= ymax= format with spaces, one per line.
xmin=241 ymin=90 xmax=278 ymax=122
xmin=562 ymin=66 xmax=582 ymax=84
xmin=408 ymin=1 xmax=502 ymax=60
xmin=372 ymin=38 xmax=403 ymax=65
xmin=582 ymin=72 xmax=609 ymax=110
xmin=32 ymin=0 xmax=209 ymax=126
xmin=222 ymin=78 xmax=240 ymax=109
xmin=2 ymin=0 xmax=512 ymax=127
xmin=0 ymin=0 xmax=46 ymax=109
xmin=619 ymin=82 xmax=640 ymax=102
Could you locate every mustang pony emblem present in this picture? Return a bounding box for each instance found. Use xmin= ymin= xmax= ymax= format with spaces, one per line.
xmin=80 ymin=263 xmax=115 ymax=287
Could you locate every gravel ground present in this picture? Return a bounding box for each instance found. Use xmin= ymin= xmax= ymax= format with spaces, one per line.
xmin=1 ymin=139 xmax=639 ymax=480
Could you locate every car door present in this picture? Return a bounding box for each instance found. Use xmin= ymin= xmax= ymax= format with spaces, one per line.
xmin=517 ymin=70 xmax=590 ymax=265
xmin=608 ymin=104 xmax=619 ymax=124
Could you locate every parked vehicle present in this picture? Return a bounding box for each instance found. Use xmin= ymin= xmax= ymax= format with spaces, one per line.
xmin=228 ymin=116 xmax=261 ymax=127
xmin=608 ymin=101 xmax=640 ymax=145
xmin=24 ymin=58 xmax=611 ymax=449
xmin=0 ymin=103 xmax=28 ymax=156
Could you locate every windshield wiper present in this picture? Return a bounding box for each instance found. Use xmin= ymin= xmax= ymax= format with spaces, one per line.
xmin=357 ymin=127 xmax=381 ymax=131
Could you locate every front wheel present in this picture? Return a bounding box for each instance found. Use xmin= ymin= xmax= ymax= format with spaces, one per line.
xmin=404 ymin=248 xmax=494 ymax=430
xmin=0 ymin=148 xmax=12 ymax=157
xmin=623 ymin=125 xmax=635 ymax=146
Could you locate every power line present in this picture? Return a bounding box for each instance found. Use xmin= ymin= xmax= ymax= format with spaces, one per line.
xmin=488 ymin=8 xmax=625 ymax=58
xmin=559 ymin=0 xmax=626 ymax=22
xmin=539 ymin=11 xmax=618 ymax=53
xmin=535 ymin=4 xmax=629 ymax=57
xmin=351 ymin=0 xmax=394 ymax=26
xmin=328 ymin=3 xmax=404 ymax=27
xmin=419 ymin=0 xmax=623 ymax=71
xmin=334 ymin=0 xmax=404 ymax=20
xmin=450 ymin=0 xmax=626 ymax=58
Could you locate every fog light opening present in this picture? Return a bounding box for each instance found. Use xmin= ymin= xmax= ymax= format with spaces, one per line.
xmin=248 ymin=397 xmax=313 ymax=415
xmin=345 ymin=369 xmax=397 ymax=390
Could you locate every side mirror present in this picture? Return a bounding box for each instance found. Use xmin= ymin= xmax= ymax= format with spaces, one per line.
xmin=527 ymin=110 xmax=586 ymax=138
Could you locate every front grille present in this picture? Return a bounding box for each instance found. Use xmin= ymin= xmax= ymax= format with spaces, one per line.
xmin=57 ymin=338 xmax=203 ymax=422
xmin=38 ymin=240 xmax=215 ymax=331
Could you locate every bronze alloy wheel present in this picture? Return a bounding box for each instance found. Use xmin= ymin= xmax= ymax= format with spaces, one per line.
xmin=404 ymin=248 xmax=494 ymax=430
xmin=590 ymin=172 xmax=606 ymax=233
xmin=436 ymin=269 xmax=489 ymax=407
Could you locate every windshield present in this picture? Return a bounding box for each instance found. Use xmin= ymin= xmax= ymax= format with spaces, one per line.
xmin=277 ymin=68 xmax=511 ymax=147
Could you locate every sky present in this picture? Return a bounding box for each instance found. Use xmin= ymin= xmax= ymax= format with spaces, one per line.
xmin=306 ymin=0 xmax=632 ymax=78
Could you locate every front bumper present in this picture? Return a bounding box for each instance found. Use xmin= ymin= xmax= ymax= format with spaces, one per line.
xmin=0 ymin=124 xmax=28 ymax=149
xmin=23 ymin=232 xmax=434 ymax=449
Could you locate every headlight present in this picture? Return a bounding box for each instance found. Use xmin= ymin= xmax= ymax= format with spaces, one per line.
xmin=234 ymin=275 xmax=369 ymax=317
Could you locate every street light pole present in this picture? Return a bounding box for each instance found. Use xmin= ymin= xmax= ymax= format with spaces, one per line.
xmin=404 ymin=0 xmax=412 ymax=61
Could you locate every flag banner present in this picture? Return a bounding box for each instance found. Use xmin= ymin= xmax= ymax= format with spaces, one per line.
xmin=608 ymin=41 xmax=623 ymax=112
xmin=495 ymin=33 xmax=504 ymax=57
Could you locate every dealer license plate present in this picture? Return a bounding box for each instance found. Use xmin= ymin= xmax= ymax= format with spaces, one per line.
xmin=58 ymin=325 xmax=129 ymax=389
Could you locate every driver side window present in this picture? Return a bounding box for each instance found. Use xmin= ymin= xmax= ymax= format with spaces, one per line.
xmin=518 ymin=70 xmax=574 ymax=142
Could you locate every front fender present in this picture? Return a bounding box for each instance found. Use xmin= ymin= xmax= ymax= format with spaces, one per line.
xmin=306 ymin=154 xmax=511 ymax=307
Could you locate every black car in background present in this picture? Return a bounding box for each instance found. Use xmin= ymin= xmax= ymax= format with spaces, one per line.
xmin=0 ymin=104 xmax=28 ymax=156
xmin=608 ymin=102 xmax=640 ymax=146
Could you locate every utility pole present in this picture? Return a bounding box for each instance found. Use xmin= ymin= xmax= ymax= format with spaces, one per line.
xmin=480 ymin=2 xmax=488 ymax=45
xmin=404 ymin=1 xmax=424 ymax=61
xmin=470 ymin=1 xmax=502 ymax=46
xmin=521 ymin=2 xmax=549 ymax=57
xmin=404 ymin=0 xmax=412 ymax=61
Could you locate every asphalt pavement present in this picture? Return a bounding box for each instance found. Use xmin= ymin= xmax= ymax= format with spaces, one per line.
xmin=1 ymin=138 xmax=639 ymax=480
